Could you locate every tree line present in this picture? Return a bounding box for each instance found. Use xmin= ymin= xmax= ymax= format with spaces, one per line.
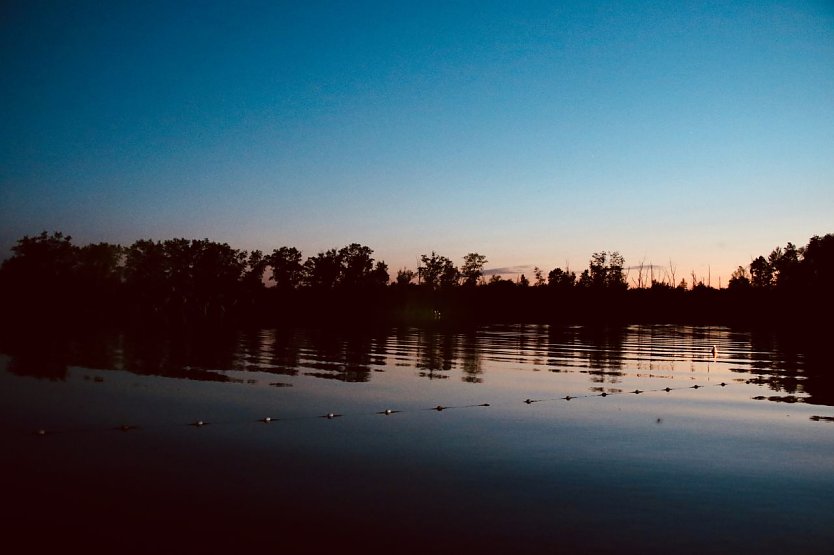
xmin=0 ymin=231 xmax=831 ymax=328
xmin=726 ymin=235 xmax=834 ymax=292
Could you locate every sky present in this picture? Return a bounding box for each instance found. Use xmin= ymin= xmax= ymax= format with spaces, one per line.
xmin=1 ymin=0 xmax=833 ymax=286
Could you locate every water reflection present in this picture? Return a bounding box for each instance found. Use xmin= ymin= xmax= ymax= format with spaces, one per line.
xmin=1 ymin=324 xmax=831 ymax=406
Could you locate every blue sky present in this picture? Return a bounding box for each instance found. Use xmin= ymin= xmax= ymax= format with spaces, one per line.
xmin=2 ymin=0 xmax=833 ymax=285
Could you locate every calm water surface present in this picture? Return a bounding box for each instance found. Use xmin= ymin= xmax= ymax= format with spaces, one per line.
xmin=1 ymin=324 xmax=832 ymax=553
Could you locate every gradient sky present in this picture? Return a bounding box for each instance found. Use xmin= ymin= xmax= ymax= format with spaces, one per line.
xmin=2 ymin=0 xmax=833 ymax=285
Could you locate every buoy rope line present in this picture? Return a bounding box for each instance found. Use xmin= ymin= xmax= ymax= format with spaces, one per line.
xmin=522 ymin=382 xmax=725 ymax=404
xmin=24 ymin=382 xmax=731 ymax=438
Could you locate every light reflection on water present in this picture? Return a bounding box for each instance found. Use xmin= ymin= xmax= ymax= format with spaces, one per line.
xmin=1 ymin=324 xmax=833 ymax=553
xmin=3 ymin=324 xmax=829 ymax=398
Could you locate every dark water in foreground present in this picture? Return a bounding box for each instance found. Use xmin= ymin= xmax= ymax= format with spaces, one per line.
xmin=1 ymin=324 xmax=833 ymax=553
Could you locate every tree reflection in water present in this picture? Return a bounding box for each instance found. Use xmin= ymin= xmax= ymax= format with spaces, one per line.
xmin=0 ymin=324 xmax=831 ymax=406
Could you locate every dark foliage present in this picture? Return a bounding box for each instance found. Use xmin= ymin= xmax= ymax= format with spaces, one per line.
xmin=0 ymin=232 xmax=832 ymax=331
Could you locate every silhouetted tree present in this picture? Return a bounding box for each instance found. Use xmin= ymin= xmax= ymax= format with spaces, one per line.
xmin=533 ymin=266 xmax=546 ymax=286
xmin=0 ymin=231 xmax=78 ymax=287
xmin=589 ymin=252 xmax=607 ymax=288
xmin=124 ymin=239 xmax=168 ymax=304
xmin=396 ymin=268 xmax=416 ymax=286
xmin=418 ymin=252 xmax=458 ymax=289
xmin=338 ymin=243 xmax=375 ymax=287
xmin=728 ymin=266 xmax=751 ymax=290
xmin=337 ymin=243 xmax=388 ymax=288
xmin=587 ymin=251 xmax=627 ymax=290
xmin=74 ymin=242 xmax=125 ymax=311
xmin=3 ymin=229 xmax=832 ymax=328
xmin=769 ymin=242 xmax=801 ymax=288
xmin=294 ymin=244 xmax=390 ymax=289
xmin=649 ymin=279 xmax=673 ymax=292
xmin=163 ymin=238 xmax=247 ymax=316
xmin=121 ymin=237 xmax=249 ymax=317
xmin=161 ymin=238 xmax=194 ymax=299
xmin=548 ymin=267 xmax=576 ymax=288
xmin=460 ymin=253 xmax=487 ymax=286
xmin=242 ymin=250 xmax=268 ymax=291
xmin=75 ymin=242 xmax=124 ymax=287
xmin=750 ymin=255 xmax=773 ymax=288
xmin=0 ymin=231 xmax=82 ymax=317
xmin=802 ymin=233 xmax=834 ymax=287
xmin=369 ymin=260 xmax=390 ymax=287
xmin=303 ymin=249 xmax=342 ymax=289
xmin=269 ymin=246 xmax=304 ymax=289
xmin=186 ymin=239 xmax=247 ymax=295
xmin=607 ymin=252 xmax=627 ymax=290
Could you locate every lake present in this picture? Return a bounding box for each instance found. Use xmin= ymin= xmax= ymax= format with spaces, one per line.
xmin=1 ymin=323 xmax=833 ymax=553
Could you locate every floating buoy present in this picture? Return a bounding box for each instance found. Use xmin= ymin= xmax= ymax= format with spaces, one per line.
xmin=26 ymin=374 xmax=727 ymax=436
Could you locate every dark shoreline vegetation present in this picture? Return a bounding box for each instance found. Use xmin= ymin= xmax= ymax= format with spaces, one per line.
xmin=0 ymin=231 xmax=832 ymax=333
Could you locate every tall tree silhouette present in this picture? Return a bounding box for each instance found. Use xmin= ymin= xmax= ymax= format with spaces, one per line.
xmin=303 ymin=249 xmax=342 ymax=289
xmin=418 ymin=252 xmax=458 ymax=289
xmin=338 ymin=243 xmax=388 ymax=288
xmin=587 ymin=251 xmax=627 ymax=290
xmin=0 ymin=231 xmax=80 ymax=315
xmin=802 ymin=234 xmax=834 ymax=288
xmin=123 ymin=239 xmax=168 ymax=309
xmin=242 ymin=250 xmax=268 ymax=291
xmin=268 ymin=247 xmax=304 ymax=290
xmin=460 ymin=253 xmax=487 ymax=286
xmin=338 ymin=243 xmax=374 ymax=287
xmin=75 ymin=242 xmax=123 ymax=286
xmin=0 ymin=231 xmax=77 ymax=288
xmin=769 ymin=242 xmax=801 ymax=288
xmin=750 ymin=255 xmax=773 ymax=288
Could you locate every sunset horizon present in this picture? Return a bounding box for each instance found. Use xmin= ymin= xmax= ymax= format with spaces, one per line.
xmin=3 ymin=1 xmax=832 ymax=288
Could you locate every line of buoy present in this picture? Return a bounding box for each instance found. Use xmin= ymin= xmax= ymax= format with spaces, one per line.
xmin=28 ymin=382 xmax=729 ymax=437
xmin=522 ymin=382 xmax=727 ymax=404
